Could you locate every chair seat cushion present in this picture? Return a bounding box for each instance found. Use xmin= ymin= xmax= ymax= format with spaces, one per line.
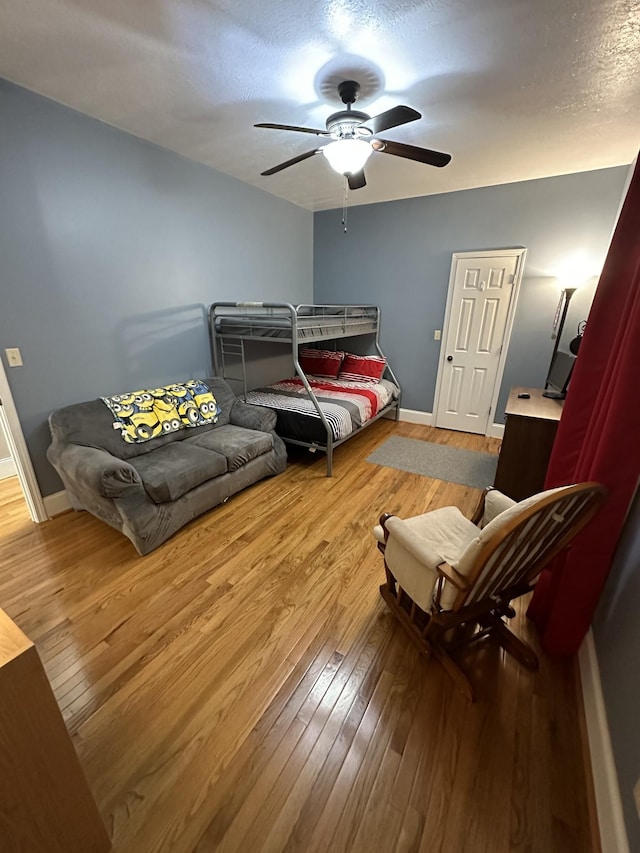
xmin=380 ymin=506 xmax=480 ymax=612
xmin=184 ymin=424 xmax=273 ymax=471
xmin=130 ymin=442 xmax=227 ymax=503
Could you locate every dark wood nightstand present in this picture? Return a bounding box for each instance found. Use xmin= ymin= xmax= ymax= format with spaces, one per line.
xmin=493 ymin=387 xmax=564 ymax=501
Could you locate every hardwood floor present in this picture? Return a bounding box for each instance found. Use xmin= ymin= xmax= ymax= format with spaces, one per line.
xmin=0 ymin=423 xmax=597 ymax=853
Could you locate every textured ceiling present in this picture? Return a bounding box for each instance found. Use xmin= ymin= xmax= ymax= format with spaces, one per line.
xmin=0 ymin=0 xmax=639 ymax=210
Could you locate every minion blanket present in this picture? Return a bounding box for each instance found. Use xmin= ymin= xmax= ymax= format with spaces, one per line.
xmin=102 ymin=380 xmax=220 ymax=443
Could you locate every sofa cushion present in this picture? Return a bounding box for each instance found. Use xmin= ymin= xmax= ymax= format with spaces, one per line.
xmin=184 ymin=424 xmax=273 ymax=471
xmin=129 ymin=442 xmax=227 ymax=503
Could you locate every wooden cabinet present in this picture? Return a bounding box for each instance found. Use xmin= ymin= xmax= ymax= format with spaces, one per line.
xmin=493 ymin=387 xmax=564 ymax=501
xmin=0 ymin=608 xmax=111 ymax=853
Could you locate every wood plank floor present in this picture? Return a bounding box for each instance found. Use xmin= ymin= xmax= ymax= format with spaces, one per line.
xmin=0 ymin=421 xmax=597 ymax=853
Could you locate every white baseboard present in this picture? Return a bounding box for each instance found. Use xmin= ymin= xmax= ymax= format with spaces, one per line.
xmin=0 ymin=456 xmax=18 ymax=480
xmin=397 ymin=409 xmax=505 ymax=440
xmin=398 ymin=408 xmax=434 ymax=426
xmin=43 ymin=490 xmax=71 ymax=518
xmin=579 ymin=628 xmax=630 ymax=853
xmin=0 ymin=456 xmax=16 ymax=479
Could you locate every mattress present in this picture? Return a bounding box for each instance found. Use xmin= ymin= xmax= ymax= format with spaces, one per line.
xmin=246 ymin=376 xmax=399 ymax=443
xmin=214 ymin=310 xmax=378 ymax=341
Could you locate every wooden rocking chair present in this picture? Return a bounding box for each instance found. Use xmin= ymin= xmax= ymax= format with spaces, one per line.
xmin=374 ymin=482 xmax=606 ymax=701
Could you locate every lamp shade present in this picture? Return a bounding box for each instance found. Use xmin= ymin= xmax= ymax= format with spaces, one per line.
xmin=322 ymin=139 xmax=372 ymax=175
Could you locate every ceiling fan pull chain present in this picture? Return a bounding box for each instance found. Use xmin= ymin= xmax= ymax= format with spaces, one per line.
xmin=342 ymin=176 xmax=348 ymax=233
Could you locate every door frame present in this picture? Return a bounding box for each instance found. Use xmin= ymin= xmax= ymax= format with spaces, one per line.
xmin=0 ymin=359 xmax=47 ymax=522
xmin=433 ymin=247 xmax=527 ymax=437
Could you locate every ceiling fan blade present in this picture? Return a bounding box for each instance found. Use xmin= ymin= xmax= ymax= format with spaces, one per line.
xmin=347 ymin=170 xmax=367 ymax=190
xmin=359 ymin=106 xmax=421 ymax=135
xmin=373 ymin=139 xmax=451 ymax=167
xmin=255 ymin=122 xmax=329 ymax=136
xmin=260 ymin=149 xmax=321 ymax=176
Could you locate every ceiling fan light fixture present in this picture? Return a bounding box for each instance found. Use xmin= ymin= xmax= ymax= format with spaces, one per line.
xmin=322 ymin=138 xmax=372 ymax=176
xmin=256 ymin=81 xmax=451 ymax=183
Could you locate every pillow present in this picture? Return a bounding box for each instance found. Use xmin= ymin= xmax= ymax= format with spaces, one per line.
xmin=299 ymin=347 xmax=344 ymax=378
xmin=339 ymin=353 xmax=386 ymax=383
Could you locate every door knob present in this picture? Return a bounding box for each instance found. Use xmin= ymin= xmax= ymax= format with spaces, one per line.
xmin=447 ymin=355 xmax=453 ymax=362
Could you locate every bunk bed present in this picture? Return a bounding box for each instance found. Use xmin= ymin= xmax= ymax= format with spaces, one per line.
xmin=209 ymin=303 xmax=401 ymax=475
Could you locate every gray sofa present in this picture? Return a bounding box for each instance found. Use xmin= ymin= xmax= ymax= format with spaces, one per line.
xmin=47 ymin=377 xmax=287 ymax=554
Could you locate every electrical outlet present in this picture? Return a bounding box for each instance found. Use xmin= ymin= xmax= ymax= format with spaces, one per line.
xmin=5 ymin=348 xmax=23 ymax=367
xmin=434 ymin=329 xmax=441 ymax=341
xmin=634 ymin=777 xmax=640 ymax=819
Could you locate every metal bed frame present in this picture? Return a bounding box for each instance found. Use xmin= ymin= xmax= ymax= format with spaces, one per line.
xmin=209 ymin=302 xmax=402 ymax=475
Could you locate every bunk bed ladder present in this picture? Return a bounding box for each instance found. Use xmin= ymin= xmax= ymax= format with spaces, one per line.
xmin=217 ymin=337 xmax=249 ymax=400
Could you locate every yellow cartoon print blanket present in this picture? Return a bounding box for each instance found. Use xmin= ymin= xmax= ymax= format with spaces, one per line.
xmin=102 ymin=380 xmax=220 ymax=443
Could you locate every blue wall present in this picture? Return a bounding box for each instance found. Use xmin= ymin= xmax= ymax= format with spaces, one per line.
xmin=313 ymin=167 xmax=629 ymax=417
xmin=0 ymin=80 xmax=313 ymax=496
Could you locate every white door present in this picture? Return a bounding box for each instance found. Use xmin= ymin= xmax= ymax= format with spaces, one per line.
xmin=434 ymin=250 xmax=524 ymax=435
xmin=0 ymin=360 xmax=47 ymax=522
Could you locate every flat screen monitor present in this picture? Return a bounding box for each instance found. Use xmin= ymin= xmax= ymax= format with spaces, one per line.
xmin=544 ymin=350 xmax=576 ymax=399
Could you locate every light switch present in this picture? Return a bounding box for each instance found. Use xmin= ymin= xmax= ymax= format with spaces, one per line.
xmin=5 ymin=348 xmax=23 ymax=367
xmin=434 ymin=330 xmax=441 ymax=341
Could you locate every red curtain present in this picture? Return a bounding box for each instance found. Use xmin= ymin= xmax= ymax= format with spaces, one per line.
xmin=527 ymin=157 xmax=640 ymax=656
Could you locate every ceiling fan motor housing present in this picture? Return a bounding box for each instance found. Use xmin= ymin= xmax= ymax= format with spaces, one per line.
xmin=325 ymin=109 xmax=371 ymax=137
xmin=326 ymin=80 xmax=372 ymax=138
xmin=338 ymin=80 xmax=360 ymax=104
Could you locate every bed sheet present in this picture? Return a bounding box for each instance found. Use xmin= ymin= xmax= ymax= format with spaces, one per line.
xmin=246 ymin=376 xmax=398 ymax=443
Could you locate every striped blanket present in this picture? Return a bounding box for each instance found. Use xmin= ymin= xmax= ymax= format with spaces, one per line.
xmin=246 ymin=376 xmax=398 ymax=441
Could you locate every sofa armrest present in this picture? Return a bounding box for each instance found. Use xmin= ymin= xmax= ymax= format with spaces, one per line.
xmin=230 ymin=400 xmax=277 ymax=432
xmin=48 ymin=443 xmax=143 ymax=499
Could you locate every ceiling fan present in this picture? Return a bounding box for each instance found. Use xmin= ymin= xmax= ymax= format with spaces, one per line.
xmin=255 ymin=80 xmax=451 ymax=190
